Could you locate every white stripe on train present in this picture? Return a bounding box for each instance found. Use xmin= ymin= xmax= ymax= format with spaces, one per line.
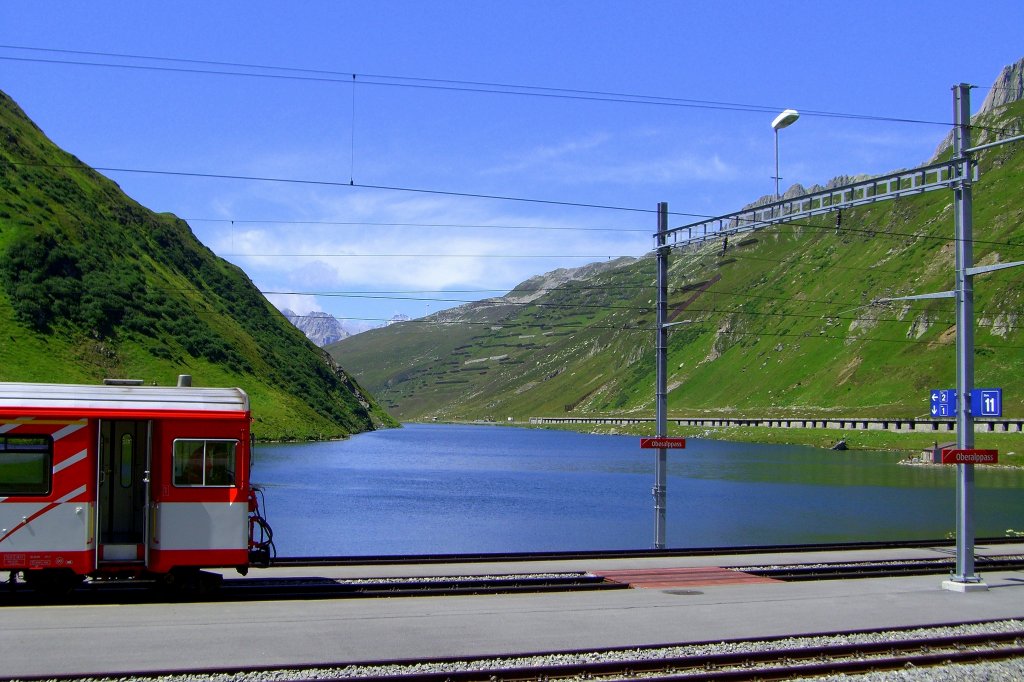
xmin=51 ymin=422 xmax=87 ymax=441
xmin=53 ymin=449 xmax=88 ymax=475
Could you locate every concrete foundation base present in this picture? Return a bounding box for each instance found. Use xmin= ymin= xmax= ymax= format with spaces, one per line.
xmin=941 ymin=579 xmax=990 ymax=593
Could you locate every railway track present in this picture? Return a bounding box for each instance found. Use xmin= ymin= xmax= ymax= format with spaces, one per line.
xmin=218 ymin=572 xmax=625 ymax=600
xmin=0 ymin=571 xmax=623 ymax=606
xmin=740 ymin=554 xmax=1024 ymax=581
xmin=6 ymin=621 xmax=1022 ymax=682
xmin=268 ymin=536 xmax=1023 ymax=567
xmin=4 ymin=539 xmax=1022 ymax=604
xmin=293 ymin=630 xmax=1024 ymax=682
xmin=6 ymin=555 xmax=1020 ymax=604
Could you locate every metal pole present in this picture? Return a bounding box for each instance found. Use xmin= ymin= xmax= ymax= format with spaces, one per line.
xmin=948 ymin=83 xmax=983 ymax=589
xmin=774 ymin=128 xmax=780 ymax=200
xmin=654 ymin=201 xmax=669 ymax=549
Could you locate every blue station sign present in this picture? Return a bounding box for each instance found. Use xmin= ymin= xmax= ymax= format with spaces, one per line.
xmin=930 ymin=389 xmax=956 ymax=417
xmin=971 ymin=388 xmax=1003 ymax=417
xmin=929 ymin=388 xmax=1003 ymax=417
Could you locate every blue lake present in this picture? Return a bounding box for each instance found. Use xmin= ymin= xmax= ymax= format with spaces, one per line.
xmin=252 ymin=423 xmax=1024 ymax=556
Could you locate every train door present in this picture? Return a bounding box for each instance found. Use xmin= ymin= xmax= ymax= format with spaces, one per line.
xmin=96 ymin=420 xmax=150 ymax=564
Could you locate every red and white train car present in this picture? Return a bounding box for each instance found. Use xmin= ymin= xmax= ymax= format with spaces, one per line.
xmin=0 ymin=380 xmax=271 ymax=591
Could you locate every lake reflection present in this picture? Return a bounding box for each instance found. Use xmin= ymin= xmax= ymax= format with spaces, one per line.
xmin=252 ymin=423 xmax=1023 ymax=556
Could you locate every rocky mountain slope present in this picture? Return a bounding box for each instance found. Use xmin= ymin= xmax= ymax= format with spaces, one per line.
xmin=932 ymin=56 xmax=1024 ymax=160
xmin=282 ymin=309 xmax=351 ymax=347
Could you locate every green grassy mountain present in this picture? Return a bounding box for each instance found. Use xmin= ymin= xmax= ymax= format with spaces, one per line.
xmin=332 ymin=98 xmax=1024 ymax=423
xmin=0 ymin=90 xmax=396 ymax=440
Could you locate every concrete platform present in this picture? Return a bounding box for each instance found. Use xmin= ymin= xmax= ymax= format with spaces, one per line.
xmin=1 ymin=544 xmax=1022 ymax=678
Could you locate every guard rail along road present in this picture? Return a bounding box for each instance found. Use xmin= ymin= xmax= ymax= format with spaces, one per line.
xmin=529 ymin=416 xmax=1024 ymax=433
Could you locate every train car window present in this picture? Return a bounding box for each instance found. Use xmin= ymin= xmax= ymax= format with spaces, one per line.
xmin=173 ymin=440 xmax=205 ymax=485
xmin=172 ymin=439 xmax=237 ymax=487
xmin=119 ymin=433 xmax=134 ymax=488
xmin=205 ymin=441 xmax=235 ymax=486
xmin=0 ymin=434 xmax=53 ymax=496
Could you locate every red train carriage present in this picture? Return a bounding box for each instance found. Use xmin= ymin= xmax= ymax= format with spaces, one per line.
xmin=0 ymin=380 xmax=272 ymax=591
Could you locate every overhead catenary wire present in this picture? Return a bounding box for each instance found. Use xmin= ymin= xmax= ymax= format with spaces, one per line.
xmin=150 ymin=280 xmax=923 ymax=312
xmin=0 ymin=44 xmax=983 ymax=130
xmin=10 ymin=149 xmax=1024 ymax=251
xmin=6 ymin=46 xmax=1024 ymax=244
xmin=184 ymin=217 xmax=652 ymax=233
xmin=154 ymin=284 xmax=962 ymax=329
xmin=190 ymin=211 xmax=1024 ymax=249
xmin=7 ymin=55 xmax=1023 ymax=330
xmin=9 ymin=158 xmax=1024 ymax=252
xmin=256 ymin=283 xmax=1005 ymax=331
xmin=350 ymin=299 xmax=953 ymax=328
xmin=695 ymin=251 xmax=908 ymax=275
xmin=265 ymin=291 xmax=1021 ymax=332
xmin=668 ymin=207 xmax=1024 ymax=251
xmin=165 ymin=278 xmax=1006 ymax=313
xmin=268 ymin=310 xmax=1024 ymax=348
xmin=9 ymin=47 xmax=1021 ymax=140
xmin=5 ymin=49 xmax=1023 ymax=355
xmin=5 ymin=160 xmax=665 ymax=216
xmin=155 ymin=209 xmax=1023 ymax=320
xmin=187 ymin=280 xmax=1023 ymax=338
xmin=225 ymin=252 xmax=633 ymax=259
xmin=8 ymin=47 xmax=1021 ymax=140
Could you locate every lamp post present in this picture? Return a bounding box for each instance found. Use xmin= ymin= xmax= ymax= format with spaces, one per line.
xmin=771 ymin=109 xmax=800 ymax=200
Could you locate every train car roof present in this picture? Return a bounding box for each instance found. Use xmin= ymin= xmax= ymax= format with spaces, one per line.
xmin=0 ymin=382 xmax=249 ymax=413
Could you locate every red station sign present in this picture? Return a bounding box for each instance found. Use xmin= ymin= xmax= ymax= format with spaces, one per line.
xmin=940 ymin=448 xmax=999 ymax=465
xmin=640 ymin=437 xmax=687 ymax=449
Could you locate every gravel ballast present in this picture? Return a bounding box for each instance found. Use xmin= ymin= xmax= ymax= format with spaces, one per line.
xmin=8 ymin=619 xmax=1023 ymax=682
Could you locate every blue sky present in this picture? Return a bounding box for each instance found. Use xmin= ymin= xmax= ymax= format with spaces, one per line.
xmin=2 ymin=2 xmax=1022 ymax=331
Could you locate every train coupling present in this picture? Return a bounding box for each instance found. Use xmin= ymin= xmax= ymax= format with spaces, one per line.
xmin=247 ymin=485 xmax=275 ymax=568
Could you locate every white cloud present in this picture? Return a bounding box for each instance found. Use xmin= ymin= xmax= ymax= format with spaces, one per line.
xmin=263 ymin=292 xmax=323 ymax=316
xmin=204 ymin=185 xmax=651 ymax=312
xmin=186 ymin=141 xmax=657 ymax=324
xmin=485 ymin=131 xmax=739 ymax=186
xmin=587 ymin=154 xmax=738 ymax=184
xmin=485 ymin=133 xmax=612 ymax=175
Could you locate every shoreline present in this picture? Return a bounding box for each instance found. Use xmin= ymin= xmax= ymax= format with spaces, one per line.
xmin=403 ymin=420 xmax=1023 ymax=468
xmin=501 ymin=420 xmax=1023 ymax=466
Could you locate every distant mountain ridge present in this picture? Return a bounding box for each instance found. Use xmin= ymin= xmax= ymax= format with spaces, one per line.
xmin=282 ymin=309 xmax=350 ymax=347
xmin=427 ymin=256 xmax=639 ymax=324
xmin=930 ymin=56 xmax=1024 ymax=161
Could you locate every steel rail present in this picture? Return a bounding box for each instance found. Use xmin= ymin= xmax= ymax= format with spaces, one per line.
xmin=743 ymin=555 xmax=1024 ymax=581
xmin=0 ymin=573 xmax=624 ymax=606
xmin=5 ymin=540 xmax=1021 ymax=603
xmin=269 ymin=536 xmax=1023 ymax=567
xmin=217 ymin=574 xmax=625 ymax=601
xmin=6 ymin=623 xmax=1021 ymax=682
xmin=184 ymin=631 xmax=1024 ymax=682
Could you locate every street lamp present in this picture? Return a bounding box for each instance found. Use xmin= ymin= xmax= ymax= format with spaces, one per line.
xmin=771 ymin=109 xmax=800 ymax=200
